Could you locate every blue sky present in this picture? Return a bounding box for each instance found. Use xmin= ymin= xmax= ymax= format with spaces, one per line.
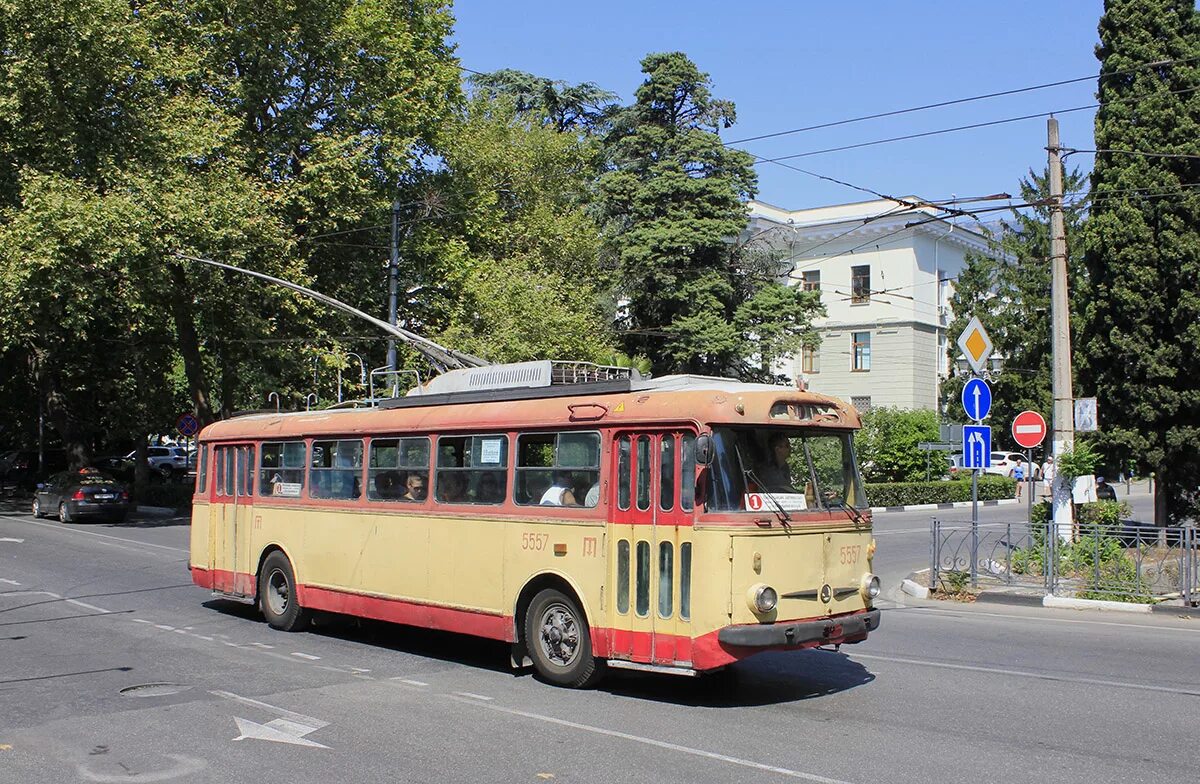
xmin=450 ymin=1 xmax=1106 ymax=211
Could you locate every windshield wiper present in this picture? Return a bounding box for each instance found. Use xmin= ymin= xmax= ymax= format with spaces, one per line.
xmin=741 ymin=464 xmax=793 ymax=531
xmin=829 ymin=498 xmax=867 ymax=526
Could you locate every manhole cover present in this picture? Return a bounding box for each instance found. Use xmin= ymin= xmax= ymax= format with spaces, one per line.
xmin=119 ymin=683 xmax=191 ymax=698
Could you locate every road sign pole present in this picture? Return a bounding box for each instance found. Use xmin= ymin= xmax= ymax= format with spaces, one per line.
xmin=1027 ymin=449 xmax=1034 ymax=532
xmin=971 ymin=469 xmax=979 ymax=588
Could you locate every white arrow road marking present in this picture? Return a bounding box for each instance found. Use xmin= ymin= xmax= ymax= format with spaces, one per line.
xmin=0 ymin=537 xmax=24 ymax=543
xmin=232 ymin=717 xmax=328 ymax=748
xmin=212 ymin=690 xmax=330 ymax=748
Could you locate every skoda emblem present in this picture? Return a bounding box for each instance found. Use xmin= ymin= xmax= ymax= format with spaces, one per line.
xmin=820 ymin=584 xmax=832 ymax=603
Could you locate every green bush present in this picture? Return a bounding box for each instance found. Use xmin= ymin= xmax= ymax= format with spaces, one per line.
xmin=133 ymin=483 xmax=195 ymax=511
xmin=854 ymin=407 xmax=940 ymax=483
xmin=865 ymin=475 xmax=1015 ymax=507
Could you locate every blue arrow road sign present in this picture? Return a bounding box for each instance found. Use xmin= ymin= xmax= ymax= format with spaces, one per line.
xmin=963 ymin=425 xmax=992 ymax=469
xmin=961 ymin=377 xmax=992 ymax=422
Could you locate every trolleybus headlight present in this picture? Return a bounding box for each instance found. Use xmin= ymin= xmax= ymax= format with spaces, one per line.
xmin=748 ymin=584 xmax=778 ymax=613
xmin=861 ymin=573 xmax=881 ymax=601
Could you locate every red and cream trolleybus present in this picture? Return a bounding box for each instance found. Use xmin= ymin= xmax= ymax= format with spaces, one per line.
xmin=189 ymin=361 xmax=880 ymax=687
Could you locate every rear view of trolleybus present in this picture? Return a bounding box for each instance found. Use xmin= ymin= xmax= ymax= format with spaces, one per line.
xmin=189 ymin=361 xmax=879 ymax=687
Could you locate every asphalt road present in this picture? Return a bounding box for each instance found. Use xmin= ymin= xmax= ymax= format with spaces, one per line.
xmin=2 ymin=492 xmax=1196 ymax=784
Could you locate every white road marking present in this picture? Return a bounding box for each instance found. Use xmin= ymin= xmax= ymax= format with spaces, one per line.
xmin=154 ymin=624 xmax=175 ymax=631
xmin=190 ymin=634 xmax=214 ymax=641
xmin=392 ymin=678 xmax=428 ymax=687
xmin=0 ymin=537 xmax=24 ymax=543
xmin=232 ymin=717 xmax=329 ymax=748
xmin=249 ymin=642 xmax=274 ymax=649
xmin=211 ymin=690 xmax=329 ymax=727
xmin=132 ymin=618 xmax=152 ymax=624
xmin=0 ymin=516 xmax=187 ymax=552
xmin=445 ymin=696 xmax=856 ymax=784
xmin=0 ymin=578 xmax=21 ymax=586
xmin=291 ymin=652 xmax=320 ymax=660
xmin=454 ymin=692 xmax=493 ymax=701
xmin=850 ymin=651 xmax=1200 ymax=697
xmin=65 ymin=599 xmax=112 ymax=614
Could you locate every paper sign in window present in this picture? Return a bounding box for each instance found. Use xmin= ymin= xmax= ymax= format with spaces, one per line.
xmin=480 ymin=438 xmax=503 ymax=465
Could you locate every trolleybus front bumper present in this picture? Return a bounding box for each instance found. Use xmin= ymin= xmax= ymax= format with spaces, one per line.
xmin=717 ymin=609 xmax=881 ymax=649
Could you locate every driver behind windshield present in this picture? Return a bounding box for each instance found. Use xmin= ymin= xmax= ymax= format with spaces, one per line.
xmin=757 ymin=433 xmax=797 ymax=493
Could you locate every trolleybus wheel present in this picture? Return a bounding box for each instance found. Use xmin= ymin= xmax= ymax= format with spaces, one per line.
xmin=524 ymin=588 xmax=601 ymax=688
xmin=259 ymin=551 xmax=311 ymax=632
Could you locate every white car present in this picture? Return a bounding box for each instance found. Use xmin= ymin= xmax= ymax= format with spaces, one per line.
xmin=985 ymin=451 xmax=1041 ymax=480
xmin=125 ymin=446 xmax=191 ymax=477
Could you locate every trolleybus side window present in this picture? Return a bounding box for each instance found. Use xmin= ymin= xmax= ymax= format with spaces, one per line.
xmin=214 ymin=448 xmax=225 ymax=496
xmin=659 ymin=436 xmax=675 ymax=511
xmin=679 ymin=542 xmax=692 ymax=620
xmin=635 ymin=436 xmax=651 ymax=511
xmin=368 ymin=437 xmax=430 ymax=502
xmin=436 ymin=435 xmax=508 ymax=505
xmin=635 ymin=540 xmax=651 ymax=617
xmin=680 ymin=434 xmax=696 ymax=512
xmin=515 ymin=431 xmax=600 ymax=507
xmin=617 ymin=436 xmax=631 ymax=510
xmin=196 ymin=444 xmax=208 ymax=494
xmin=223 ymin=447 xmax=235 ymax=497
xmin=311 ymin=439 xmax=364 ymax=500
xmin=658 ymin=541 xmax=673 ymax=618
xmin=616 ymin=540 xmax=630 ymax=614
xmin=236 ymin=445 xmax=254 ymax=497
xmin=259 ymin=441 xmax=306 ymax=497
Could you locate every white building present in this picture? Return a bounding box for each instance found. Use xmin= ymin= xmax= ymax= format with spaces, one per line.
xmin=746 ymin=198 xmax=1001 ymax=412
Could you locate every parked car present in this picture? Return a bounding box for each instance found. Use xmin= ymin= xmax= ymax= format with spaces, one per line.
xmin=2 ymin=448 xmax=69 ymax=491
xmin=126 ymin=446 xmax=191 ymax=478
xmin=32 ymin=468 xmax=130 ymax=523
xmin=89 ymin=455 xmax=136 ymax=483
xmin=985 ymin=451 xmax=1041 ymax=480
xmin=946 ymin=453 xmax=965 ymax=480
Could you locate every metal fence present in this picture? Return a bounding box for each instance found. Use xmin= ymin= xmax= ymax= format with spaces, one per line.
xmin=930 ymin=518 xmax=1198 ymax=606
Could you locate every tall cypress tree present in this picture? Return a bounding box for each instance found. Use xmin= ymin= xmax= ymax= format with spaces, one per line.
xmin=1081 ymin=0 xmax=1200 ymax=524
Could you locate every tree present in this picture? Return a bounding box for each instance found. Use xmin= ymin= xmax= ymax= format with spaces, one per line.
xmin=599 ymin=52 xmax=822 ymax=379
xmin=944 ymin=168 xmax=1088 ymax=446
xmin=1080 ymin=0 xmax=1200 ymax=525
xmin=468 ymin=69 xmax=618 ymax=134
xmin=854 ymin=407 xmax=941 ymax=484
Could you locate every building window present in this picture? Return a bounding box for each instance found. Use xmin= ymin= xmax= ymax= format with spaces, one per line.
xmin=801 ymin=344 xmax=820 ymax=374
xmin=852 ymin=331 xmax=872 ymax=371
xmin=801 ymin=270 xmax=820 ymax=292
xmin=851 ymin=265 xmax=870 ymax=303
xmin=851 ymin=396 xmax=872 ymax=412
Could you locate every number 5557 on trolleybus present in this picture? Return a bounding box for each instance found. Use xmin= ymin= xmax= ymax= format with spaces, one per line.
xmin=188 ymin=360 xmax=879 ymax=687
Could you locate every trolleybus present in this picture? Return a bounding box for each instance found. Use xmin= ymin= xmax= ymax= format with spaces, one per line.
xmin=189 ymin=361 xmax=879 ymax=687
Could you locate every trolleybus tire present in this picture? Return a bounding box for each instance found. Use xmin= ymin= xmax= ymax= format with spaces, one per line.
xmin=259 ymin=551 xmax=311 ymax=632
xmin=524 ymin=588 xmax=602 ymax=688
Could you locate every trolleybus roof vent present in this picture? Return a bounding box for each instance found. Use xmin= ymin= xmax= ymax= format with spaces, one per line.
xmin=415 ymin=360 xmax=641 ymax=396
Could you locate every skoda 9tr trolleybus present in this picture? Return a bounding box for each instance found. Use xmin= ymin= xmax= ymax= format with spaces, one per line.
xmin=189 ymin=361 xmax=879 ymax=687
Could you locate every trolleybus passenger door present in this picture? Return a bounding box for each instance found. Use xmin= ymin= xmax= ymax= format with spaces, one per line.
xmin=651 ymin=431 xmax=696 ymax=667
xmin=212 ymin=444 xmax=255 ymax=596
xmin=610 ymin=431 xmax=692 ymax=666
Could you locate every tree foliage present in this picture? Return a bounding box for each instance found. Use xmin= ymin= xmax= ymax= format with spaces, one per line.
xmin=598 ymin=52 xmax=821 ymax=379
xmin=854 ymin=407 xmax=941 ymax=484
xmin=1080 ymin=0 xmax=1200 ymax=524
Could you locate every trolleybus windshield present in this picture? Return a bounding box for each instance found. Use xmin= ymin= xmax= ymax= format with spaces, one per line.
xmin=705 ymin=427 xmax=866 ymax=513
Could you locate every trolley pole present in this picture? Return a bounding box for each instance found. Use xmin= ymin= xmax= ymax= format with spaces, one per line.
xmin=386 ymin=200 xmax=401 ymax=373
xmin=1048 ymin=118 xmax=1075 ymax=542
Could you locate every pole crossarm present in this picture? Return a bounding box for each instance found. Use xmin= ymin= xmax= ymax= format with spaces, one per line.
xmin=174 ymin=252 xmax=489 ymax=372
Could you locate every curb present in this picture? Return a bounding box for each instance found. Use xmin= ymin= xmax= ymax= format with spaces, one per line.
xmin=135 ymin=505 xmax=179 ymax=518
xmin=1149 ymin=603 xmax=1200 ymax=617
xmin=870 ymin=498 xmax=1021 ymax=513
xmin=974 ymin=591 xmax=1044 ymax=607
xmin=900 ymin=578 xmax=930 ymax=599
xmin=1042 ymin=595 xmax=1152 ymax=613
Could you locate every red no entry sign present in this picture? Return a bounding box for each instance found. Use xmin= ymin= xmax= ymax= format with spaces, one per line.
xmin=1011 ymin=410 xmax=1047 ymax=449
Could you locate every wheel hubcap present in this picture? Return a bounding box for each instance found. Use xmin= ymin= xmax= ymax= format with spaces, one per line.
xmin=537 ymin=602 xmax=580 ymax=667
xmin=266 ymin=569 xmax=290 ymax=615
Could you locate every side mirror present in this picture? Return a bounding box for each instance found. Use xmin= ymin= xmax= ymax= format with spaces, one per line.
xmin=695 ymin=434 xmax=715 ymax=466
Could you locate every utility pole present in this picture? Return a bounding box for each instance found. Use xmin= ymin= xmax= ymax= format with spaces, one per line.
xmin=1047 ymin=117 xmax=1075 ymax=540
xmin=386 ymin=200 xmax=401 ymax=373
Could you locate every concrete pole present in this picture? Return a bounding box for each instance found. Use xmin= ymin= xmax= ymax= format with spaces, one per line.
xmin=386 ymin=200 xmax=401 ymax=373
xmin=1048 ymin=118 xmax=1075 ymax=541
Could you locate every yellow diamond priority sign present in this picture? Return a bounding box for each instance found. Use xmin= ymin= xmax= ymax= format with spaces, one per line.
xmin=956 ymin=315 xmax=994 ymax=375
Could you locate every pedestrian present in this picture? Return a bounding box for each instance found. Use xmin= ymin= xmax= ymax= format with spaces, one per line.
xmin=1041 ymin=455 xmax=1055 ymax=501
xmin=1013 ymin=462 xmax=1024 ymax=500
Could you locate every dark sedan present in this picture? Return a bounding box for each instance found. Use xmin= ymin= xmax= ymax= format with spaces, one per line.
xmin=32 ymin=469 xmax=130 ymax=524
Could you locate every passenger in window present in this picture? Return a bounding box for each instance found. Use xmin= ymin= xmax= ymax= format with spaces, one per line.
xmin=584 ymin=480 xmax=601 ymax=508
xmin=438 ymin=472 xmax=467 ymax=503
xmin=374 ymin=471 xmax=399 ymax=499
xmin=402 ymin=473 xmax=428 ymax=502
xmin=475 ymin=472 xmax=505 ymax=503
xmin=758 ymin=433 xmax=797 ymax=493
xmin=540 ymin=472 xmax=579 ymax=506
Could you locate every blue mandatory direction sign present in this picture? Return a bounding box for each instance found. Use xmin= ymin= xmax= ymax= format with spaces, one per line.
xmin=962 ymin=425 xmax=992 ymax=470
xmin=961 ymin=377 xmax=992 ymax=422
